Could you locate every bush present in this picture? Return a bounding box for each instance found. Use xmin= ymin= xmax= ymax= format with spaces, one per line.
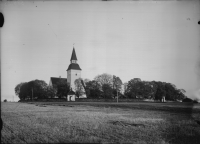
xmin=3 ymin=99 xmax=7 ymax=102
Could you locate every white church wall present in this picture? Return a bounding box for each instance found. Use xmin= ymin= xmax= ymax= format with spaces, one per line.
xmin=67 ymin=70 xmax=71 ymax=86
xmin=67 ymin=69 xmax=81 ymax=91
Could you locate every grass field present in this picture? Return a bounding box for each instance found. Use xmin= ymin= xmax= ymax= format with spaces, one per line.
xmin=1 ymin=102 xmax=200 ymax=144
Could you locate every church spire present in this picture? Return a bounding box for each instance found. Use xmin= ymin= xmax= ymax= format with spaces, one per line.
xmin=70 ymin=47 xmax=78 ymax=61
xmin=67 ymin=47 xmax=81 ymax=71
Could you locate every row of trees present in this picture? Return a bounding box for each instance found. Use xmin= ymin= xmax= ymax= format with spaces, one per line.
xmin=15 ymin=79 xmax=70 ymax=100
xmin=75 ymin=75 xmax=186 ymax=101
xmin=15 ymin=74 xmax=123 ymax=100
xmin=125 ymin=78 xmax=186 ymax=101
xmin=15 ymin=73 xmax=186 ymax=101
xmin=73 ymin=74 xmax=123 ymax=99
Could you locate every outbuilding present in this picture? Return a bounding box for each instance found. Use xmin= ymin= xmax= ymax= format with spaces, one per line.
xmin=67 ymin=90 xmax=76 ymax=101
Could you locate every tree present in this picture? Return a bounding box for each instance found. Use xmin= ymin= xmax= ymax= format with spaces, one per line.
xmin=102 ymin=84 xmax=113 ymax=99
xmin=81 ymin=79 xmax=89 ymax=97
xmin=125 ymin=78 xmax=186 ymax=101
xmin=125 ymin=78 xmax=145 ymax=99
xmin=74 ymin=78 xmax=85 ymax=98
xmin=175 ymin=89 xmax=186 ymax=100
xmin=15 ymin=80 xmax=49 ymax=100
xmin=28 ymin=80 xmax=48 ymax=99
xmin=85 ymin=80 xmax=102 ymax=98
xmin=154 ymin=81 xmax=166 ymax=101
xmin=94 ymin=73 xmax=113 ymax=87
xmin=165 ymin=83 xmax=177 ymax=101
xmin=113 ymin=75 xmax=123 ymax=98
xmin=46 ymin=86 xmax=57 ymax=98
xmin=18 ymin=82 xmax=29 ymax=100
xmin=142 ymin=81 xmax=155 ymax=99
xmin=125 ymin=79 xmax=135 ymax=98
xmin=149 ymin=81 xmax=158 ymax=99
xmin=133 ymin=78 xmax=141 ymax=83
xmin=84 ymin=78 xmax=90 ymax=84
xmin=179 ymin=89 xmax=186 ymax=94
xmin=15 ymin=82 xmax=25 ymax=96
xmin=4 ymin=99 xmax=7 ymax=102
xmin=56 ymin=79 xmax=70 ymax=98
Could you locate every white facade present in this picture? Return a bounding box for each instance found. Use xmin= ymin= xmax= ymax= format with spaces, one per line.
xmin=67 ymin=95 xmax=75 ymax=101
xmin=67 ymin=69 xmax=81 ymax=91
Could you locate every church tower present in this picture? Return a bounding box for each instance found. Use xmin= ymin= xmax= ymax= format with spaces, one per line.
xmin=67 ymin=48 xmax=82 ymax=91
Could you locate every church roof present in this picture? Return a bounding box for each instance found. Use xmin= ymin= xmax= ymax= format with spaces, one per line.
xmin=70 ymin=48 xmax=77 ymax=61
xmin=67 ymin=63 xmax=82 ymax=71
xmin=68 ymin=90 xmax=75 ymax=95
xmin=50 ymin=77 xmax=67 ymax=86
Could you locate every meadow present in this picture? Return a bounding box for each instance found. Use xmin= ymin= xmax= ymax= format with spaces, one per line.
xmin=1 ymin=101 xmax=200 ymax=144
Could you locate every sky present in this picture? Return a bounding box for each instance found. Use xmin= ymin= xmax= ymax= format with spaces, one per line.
xmin=1 ymin=1 xmax=200 ymax=101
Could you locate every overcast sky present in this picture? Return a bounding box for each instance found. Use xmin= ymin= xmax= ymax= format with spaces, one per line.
xmin=1 ymin=1 xmax=200 ymax=101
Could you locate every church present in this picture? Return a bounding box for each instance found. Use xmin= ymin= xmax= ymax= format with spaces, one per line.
xmin=49 ymin=47 xmax=86 ymax=101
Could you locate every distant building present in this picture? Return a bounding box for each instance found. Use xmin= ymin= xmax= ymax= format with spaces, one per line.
xmin=49 ymin=47 xmax=86 ymax=100
xmin=67 ymin=90 xmax=76 ymax=101
xmin=66 ymin=48 xmax=86 ymax=99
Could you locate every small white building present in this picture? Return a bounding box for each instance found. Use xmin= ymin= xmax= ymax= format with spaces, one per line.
xmin=67 ymin=90 xmax=76 ymax=101
xmin=161 ymin=96 xmax=165 ymax=102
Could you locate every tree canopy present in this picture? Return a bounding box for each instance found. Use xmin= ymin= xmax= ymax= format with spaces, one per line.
xmin=102 ymin=83 xmax=113 ymax=99
xmin=15 ymin=80 xmax=48 ymax=100
xmin=15 ymin=74 xmax=186 ymax=102
xmin=112 ymin=75 xmax=123 ymax=98
xmin=15 ymin=79 xmax=70 ymax=100
xmin=55 ymin=79 xmax=70 ymax=98
xmin=85 ymin=80 xmax=102 ymax=98
xmin=74 ymin=78 xmax=85 ymax=98
xmin=94 ymin=73 xmax=113 ymax=87
xmin=125 ymin=79 xmax=186 ymax=101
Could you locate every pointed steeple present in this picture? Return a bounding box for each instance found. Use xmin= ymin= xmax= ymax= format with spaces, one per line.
xmin=70 ymin=48 xmax=77 ymax=61
xmin=67 ymin=47 xmax=81 ymax=71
